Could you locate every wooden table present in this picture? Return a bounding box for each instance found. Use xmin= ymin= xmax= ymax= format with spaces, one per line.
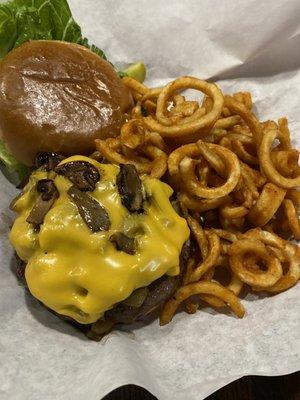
xmin=103 ymin=372 xmax=300 ymax=400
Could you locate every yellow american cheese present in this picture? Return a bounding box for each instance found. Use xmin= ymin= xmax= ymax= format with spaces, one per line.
xmin=10 ymin=156 xmax=189 ymax=324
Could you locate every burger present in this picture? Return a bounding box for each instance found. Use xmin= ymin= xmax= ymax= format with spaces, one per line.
xmin=2 ymin=41 xmax=190 ymax=340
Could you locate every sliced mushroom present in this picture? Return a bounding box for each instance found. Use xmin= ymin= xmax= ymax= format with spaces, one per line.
xmin=110 ymin=232 xmax=136 ymax=255
xmin=86 ymin=320 xmax=115 ymax=342
xmin=116 ymin=164 xmax=144 ymax=212
xmin=122 ymin=287 xmax=149 ymax=308
xmin=140 ymin=276 xmax=178 ymax=316
xmin=35 ymin=152 xmax=65 ymax=171
xmin=68 ymin=186 xmax=110 ymax=232
xmin=55 ymin=161 xmax=100 ymax=191
xmin=36 ymin=179 xmax=58 ymax=201
xmin=105 ymin=275 xmax=178 ymax=324
xmin=26 ymin=179 xmax=58 ymax=226
xmin=89 ymin=151 xmax=109 ymax=164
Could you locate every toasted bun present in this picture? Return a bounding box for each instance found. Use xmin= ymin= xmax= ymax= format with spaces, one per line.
xmin=0 ymin=41 xmax=133 ymax=165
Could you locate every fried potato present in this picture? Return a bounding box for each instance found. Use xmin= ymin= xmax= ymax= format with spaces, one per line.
xmin=160 ymin=281 xmax=245 ymax=325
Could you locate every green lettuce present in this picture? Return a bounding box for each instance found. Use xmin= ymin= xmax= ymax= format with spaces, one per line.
xmin=0 ymin=0 xmax=107 ymax=59
xmin=0 ymin=140 xmax=28 ymax=183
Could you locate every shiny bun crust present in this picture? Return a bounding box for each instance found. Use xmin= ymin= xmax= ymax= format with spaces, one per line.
xmin=0 ymin=41 xmax=133 ymax=165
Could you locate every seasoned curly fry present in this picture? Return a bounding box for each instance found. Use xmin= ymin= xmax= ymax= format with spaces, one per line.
xmin=224 ymin=96 xmax=262 ymax=146
xmin=211 ymin=229 xmax=240 ymax=243
xmin=258 ymin=129 xmax=300 ymax=189
xmin=229 ymin=239 xmax=283 ymax=288
xmin=240 ymin=164 xmax=259 ymax=198
xmin=95 ymin=136 xmax=167 ymax=178
xmin=120 ymin=119 xmax=145 ymax=149
xmin=197 ymin=140 xmax=225 ymax=175
xmin=143 ymin=145 xmax=168 ymax=178
xmin=277 ymin=117 xmax=292 ymax=149
xmin=95 ymin=138 xmax=151 ymax=173
xmin=214 ymin=115 xmax=241 ymax=130
xmin=143 ymin=77 xmax=224 ymax=142
xmin=247 ymin=183 xmax=286 ymax=227
xmin=167 ymin=143 xmax=200 ymax=188
xmin=219 ymin=214 xmax=245 ymax=232
xmin=145 ymin=131 xmax=167 ymax=151
xmin=186 ymin=215 xmax=208 ymax=259
xmin=231 ymin=138 xmax=258 ymax=166
xmin=246 ymin=229 xmax=300 ymax=293
xmin=282 ymin=199 xmax=300 ymax=240
xmin=179 ymin=143 xmax=240 ymax=199
xmin=243 ymin=228 xmax=285 ymax=249
xmin=184 ymin=218 xmax=230 ymax=309
xmin=240 ymin=162 xmax=266 ymax=188
xmin=179 ymin=192 xmax=231 ymax=212
xmin=200 ymin=264 xmax=243 ymax=308
xmin=263 ymin=243 xmax=300 ymax=292
xmin=141 ymin=87 xmax=162 ymax=103
xmin=183 ymin=258 xmax=199 ymax=314
xmin=160 ymin=281 xmax=245 ymax=325
xmin=122 ymin=76 xmax=148 ymax=100
xmin=271 ymin=150 xmax=299 ymax=177
xmin=220 ymin=204 xmax=248 ymax=219
xmin=188 ymin=232 xmax=220 ymax=281
xmin=233 ymin=91 xmax=253 ymax=109
xmin=222 ymin=92 xmax=253 ymax=117
xmin=286 ymin=189 xmax=300 ymax=210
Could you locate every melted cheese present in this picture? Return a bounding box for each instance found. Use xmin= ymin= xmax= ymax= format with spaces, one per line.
xmin=10 ymin=156 xmax=189 ymax=324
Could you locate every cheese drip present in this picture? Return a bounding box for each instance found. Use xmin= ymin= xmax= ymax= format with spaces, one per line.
xmin=10 ymin=156 xmax=189 ymax=324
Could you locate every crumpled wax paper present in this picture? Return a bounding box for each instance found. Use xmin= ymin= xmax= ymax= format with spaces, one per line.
xmin=0 ymin=1 xmax=300 ymax=399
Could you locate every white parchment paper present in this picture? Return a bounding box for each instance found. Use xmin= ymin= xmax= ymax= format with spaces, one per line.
xmin=1 ymin=1 xmax=300 ymax=399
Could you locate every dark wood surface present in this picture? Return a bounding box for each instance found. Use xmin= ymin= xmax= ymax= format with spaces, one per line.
xmin=103 ymin=372 xmax=300 ymax=400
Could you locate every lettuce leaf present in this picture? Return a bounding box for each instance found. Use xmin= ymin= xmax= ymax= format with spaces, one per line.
xmin=0 ymin=140 xmax=29 ymax=183
xmin=0 ymin=0 xmax=107 ymax=59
